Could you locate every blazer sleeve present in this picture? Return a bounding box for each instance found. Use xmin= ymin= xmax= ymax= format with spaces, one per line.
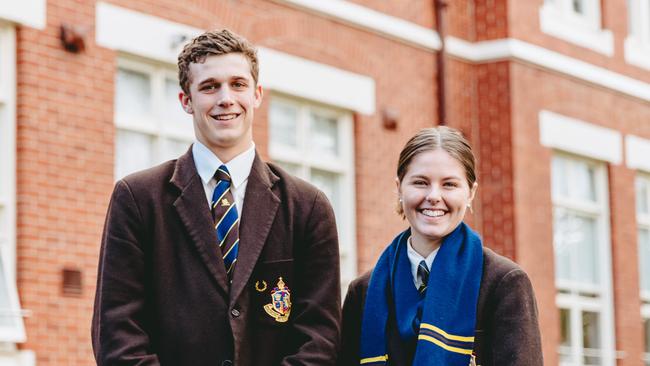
xmin=281 ymin=190 xmax=342 ymax=366
xmin=338 ymin=278 xmax=365 ymax=366
xmin=491 ymin=268 xmax=543 ymax=366
xmin=92 ymin=180 xmax=161 ymax=366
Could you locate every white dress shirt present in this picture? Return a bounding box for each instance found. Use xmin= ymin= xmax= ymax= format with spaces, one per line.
xmin=192 ymin=141 xmax=256 ymax=215
xmin=407 ymin=236 xmax=439 ymax=289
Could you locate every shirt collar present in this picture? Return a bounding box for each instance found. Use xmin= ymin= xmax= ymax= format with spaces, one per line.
xmin=192 ymin=141 xmax=256 ymax=189
xmin=407 ymin=236 xmax=439 ymax=278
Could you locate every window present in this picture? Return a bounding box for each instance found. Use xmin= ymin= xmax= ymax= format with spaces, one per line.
xmin=552 ymin=154 xmax=615 ymax=366
xmin=0 ymin=24 xmax=26 ymax=343
xmin=625 ymin=0 xmax=650 ymax=70
xmin=114 ymin=58 xmax=193 ymax=180
xmin=539 ymin=0 xmax=614 ymax=55
xmin=638 ymin=175 xmax=650 ymax=365
xmin=268 ymin=96 xmax=356 ymax=287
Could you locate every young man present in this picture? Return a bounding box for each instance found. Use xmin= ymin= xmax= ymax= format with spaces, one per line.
xmin=92 ymin=29 xmax=341 ymax=366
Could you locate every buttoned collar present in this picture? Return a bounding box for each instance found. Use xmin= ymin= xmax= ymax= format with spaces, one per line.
xmin=192 ymin=140 xmax=256 ymax=189
xmin=407 ymin=236 xmax=439 ymax=282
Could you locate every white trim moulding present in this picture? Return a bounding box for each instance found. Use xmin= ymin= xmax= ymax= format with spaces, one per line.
xmin=258 ymin=48 xmax=375 ymax=114
xmin=270 ymin=0 xmax=441 ymax=51
xmin=446 ymin=37 xmax=650 ymax=103
xmin=0 ymin=0 xmax=46 ymax=30
xmin=626 ymin=135 xmax=650 ymax=172
xmin=539 ymin=110 xmax=622 ymax=164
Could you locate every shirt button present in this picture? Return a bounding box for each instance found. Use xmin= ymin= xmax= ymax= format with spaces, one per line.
xmin=231 ymin=309 xmax=240 ymax=317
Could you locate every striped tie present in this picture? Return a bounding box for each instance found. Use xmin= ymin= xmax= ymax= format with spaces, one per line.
xmin=417 ymin=260 xmax=430 ymax=294
xmin=212 ymin=165 xmax=239 ymax=280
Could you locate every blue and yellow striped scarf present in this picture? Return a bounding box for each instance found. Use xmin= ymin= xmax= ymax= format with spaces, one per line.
xmin=359 ymin=222 xmax=484 ymax=365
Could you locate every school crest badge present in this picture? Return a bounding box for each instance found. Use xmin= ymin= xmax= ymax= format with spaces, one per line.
xmin=263 ymin=277 xmax=291 ymax=323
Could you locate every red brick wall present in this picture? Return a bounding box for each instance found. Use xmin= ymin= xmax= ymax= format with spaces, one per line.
xmin=16 ymin=0 xmax=115 ymax=364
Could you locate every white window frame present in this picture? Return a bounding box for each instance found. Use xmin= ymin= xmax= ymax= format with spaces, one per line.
xmin=638 ymin=174 xmax=650 ymax=364
xmin=114 ymin=57 xmax=194 ymax=179
xmin=539 ymin=0 xmax=614 ymax=55
xmin=552 ymin=153 xmax=615 ymax=366
xmin=0 ymin=23 xmax=26 ymax=343
xmin=268 ymin=95 xmax=357 ymax=288
xmin=625 ymin=0 xmax=650 ymax=70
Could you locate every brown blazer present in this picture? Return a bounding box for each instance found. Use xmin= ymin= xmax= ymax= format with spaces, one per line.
xmin=92 ymin=148 xmax=341 ymax=366
xmin=338 ymin=247 xmax=543 ymax=366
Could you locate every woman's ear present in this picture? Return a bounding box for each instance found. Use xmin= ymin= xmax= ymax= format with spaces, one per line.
xmin=468 ymin=181 xmax=478 ymax=204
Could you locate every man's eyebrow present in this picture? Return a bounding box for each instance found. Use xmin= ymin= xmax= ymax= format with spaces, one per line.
xmin=197 ymin=78 xmax=218 ymax=86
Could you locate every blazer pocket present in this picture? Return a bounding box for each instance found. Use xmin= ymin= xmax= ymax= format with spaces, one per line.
xmin=251 ymin=259 xmax=294 ymax=326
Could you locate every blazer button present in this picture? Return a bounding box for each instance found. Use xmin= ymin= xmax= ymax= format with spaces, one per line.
xmin=221 ymin=360 xmax=233 ymax=366
xmin=231 ymin=309 xmax=240 ymax=317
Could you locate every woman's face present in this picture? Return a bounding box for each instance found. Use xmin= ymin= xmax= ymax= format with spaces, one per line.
xmin=397 ymin=149 xmax=477 ymax=249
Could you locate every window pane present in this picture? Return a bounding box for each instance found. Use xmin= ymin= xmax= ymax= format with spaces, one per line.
xmin=573 ymin=162 xmax=597 ymax=202
xmin=310 ymin=113 xmax=338 ymax=157
xmin=641 ymin=229 xmax=650 ymax=293
xmin=274 ymin=161 xmax=301 ymax=177
xmin=157 ymin=138 xmax=190 ymax=165
xmin=553 ymin=210 xmax=599 ymax=285
xmin=0 ymin=256 xmax=17 ymax=328
xmin=116 ymin=69 xmax=151 ymax=122
xmin=269 ymin=102 xmax=298 ymax=148
xmin=575 ymin=215 xmax=598 ymax=285
xmin=582 ymin=311 xmax=601 ymax=365
xmin=573 ymin=0 xmax=585 ymax=14
xmin=311 ymin=169 xmax=340 ymax=217
xmin=553 ymin=208 xmax=572 ymax=282
xmin=552 ymin=156 xmax=569 ymax=199
xmin=628 ymin=0 xmax=639 ymax=36
xmin=115 ymin=130 xmax=153 ymax=180
xmin=164 ymin=78 xmax=192 ymax=135
xmin=638 ymin=178 xmax=650 ymax=215
xmin=645 ymin=318 xmax=650 ymax=353
xmin=560 ymin=308 xmax=571 ymax=346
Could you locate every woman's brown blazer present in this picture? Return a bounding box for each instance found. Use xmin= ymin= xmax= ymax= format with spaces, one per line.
xmin=338 ymin=247 xmax=543 ymax=366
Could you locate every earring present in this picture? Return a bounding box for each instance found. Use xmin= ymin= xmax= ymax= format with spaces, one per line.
xmin=467 ymin=203 xmax=474 ymax=214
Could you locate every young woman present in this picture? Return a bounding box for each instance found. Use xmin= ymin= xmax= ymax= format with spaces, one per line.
xmin=339 ymin=127 xmax=543 ymax=366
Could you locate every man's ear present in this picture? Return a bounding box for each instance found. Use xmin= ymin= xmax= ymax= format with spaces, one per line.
xmin=254 ymin=84 xmax=264 ymax=108
xmin=179 ymin=91 xmax=193 ymax=114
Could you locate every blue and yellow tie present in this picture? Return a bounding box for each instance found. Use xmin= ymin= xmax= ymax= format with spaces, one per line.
xmin=212 ymin=165 xmax=239 ymax=280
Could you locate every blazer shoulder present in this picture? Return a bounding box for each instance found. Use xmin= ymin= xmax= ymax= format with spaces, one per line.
xmin=480 ymin=246 xmax=532 ymax=295
xmin=120 ymin=159 xmax=177 ymax=189
xmin=267 ymin=162 xmax=320 ymax=192
xmin=266 ymin=162 xmax=328 ymax=205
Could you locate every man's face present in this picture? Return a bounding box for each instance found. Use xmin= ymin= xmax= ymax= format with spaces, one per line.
xmin=179 ymin=53 xmax=263 ymax=159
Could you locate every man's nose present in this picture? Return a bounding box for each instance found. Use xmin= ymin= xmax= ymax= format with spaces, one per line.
xmin=217 ymin=87 xmax=235 ymax=107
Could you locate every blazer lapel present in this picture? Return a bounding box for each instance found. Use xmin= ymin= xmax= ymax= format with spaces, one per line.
xmin=170 ymin=147 xmax=229 ymax=296
xmin=229 ymin=153 xmax=280 ymax=305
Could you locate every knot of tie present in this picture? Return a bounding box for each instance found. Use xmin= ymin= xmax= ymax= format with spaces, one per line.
xmin=215 ymin=165 xmax=232 ymax=183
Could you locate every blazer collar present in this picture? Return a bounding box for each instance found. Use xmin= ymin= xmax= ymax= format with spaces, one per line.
xmin=170 ymin=147 xmax=230 ymax=296
xmin=229 ymin=152 xmax=281 ymax=305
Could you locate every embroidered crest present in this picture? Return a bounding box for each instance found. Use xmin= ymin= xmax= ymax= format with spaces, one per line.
xmin=221 ymin=198 xmax=231 ymax=207
xmin=263 ymin=277 xmax=291 ymax=322
xmin=255 ymin=280 xmax=267 ymax=292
